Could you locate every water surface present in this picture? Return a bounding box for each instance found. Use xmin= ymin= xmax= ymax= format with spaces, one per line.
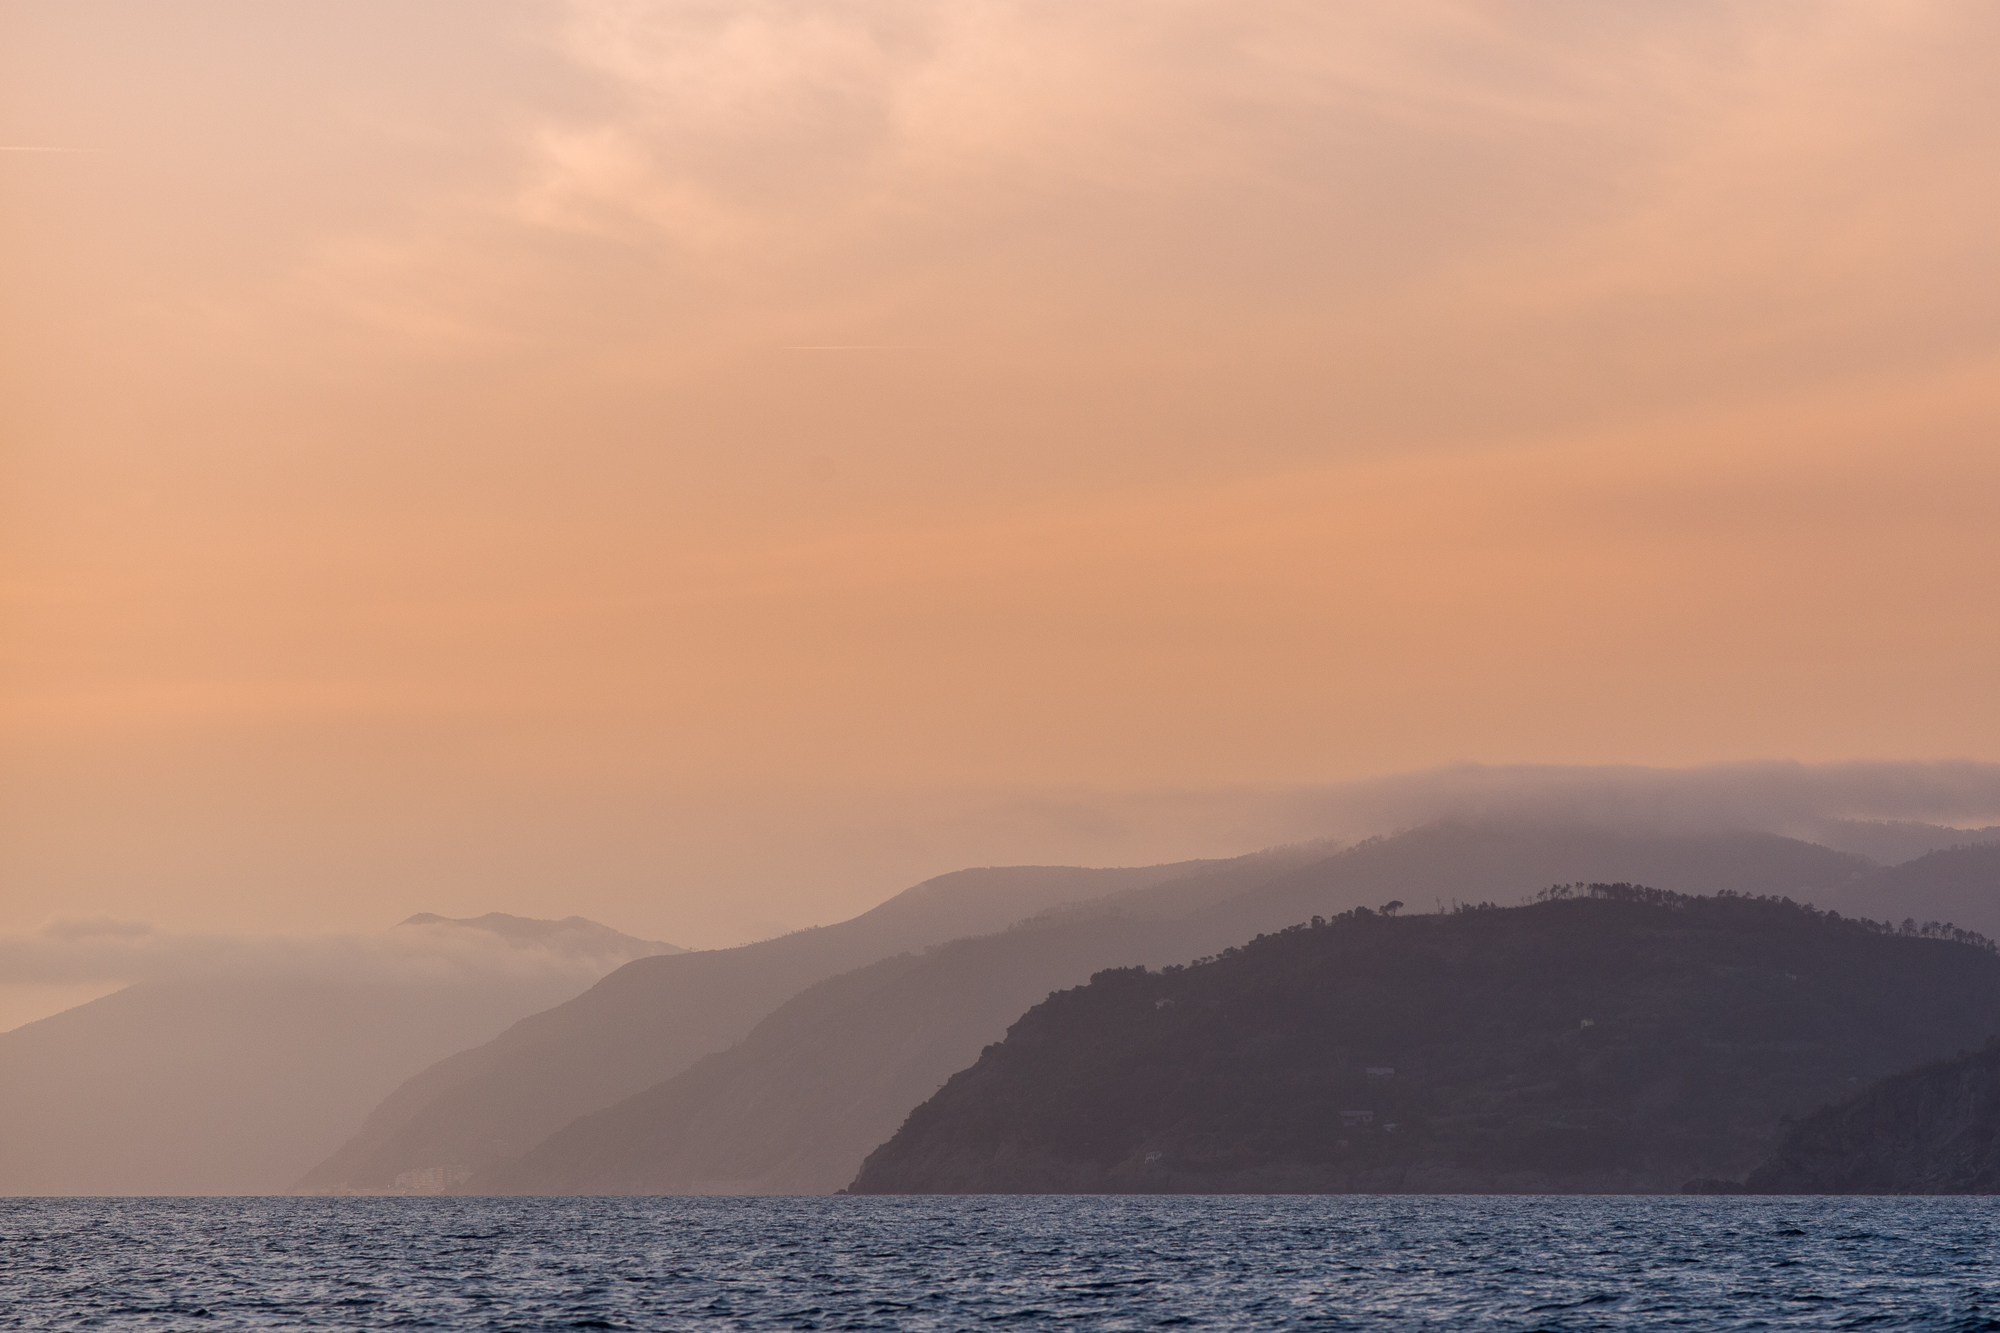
xmin=6 ymin=1195 xmax=1999 ymax=1330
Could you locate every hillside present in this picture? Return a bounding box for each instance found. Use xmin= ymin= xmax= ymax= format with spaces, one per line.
xmin=0 ymin=913 xmax=666 ymax=1196
xmin=848 ymin=886 xmax=2000 ymax=1194
xmin=292 ymin=861 xmax=1224 ymax=1193
xmin=488 ymin=824 xmax=1876 ymax=1195
xmin=1808 ymin=821 xmax=2000 ymax=867
xmin=485 ymin=914 xmax=1196 ymax=1196
xmin=1741 ymin=1042 xmax=2000 ymax=1194
xmin=1814 ymin=845 xmax=2000 ymax=941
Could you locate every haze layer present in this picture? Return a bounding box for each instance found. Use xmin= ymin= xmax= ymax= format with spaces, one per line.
xmin=4 ymin=2 xmax=1997 ymax=943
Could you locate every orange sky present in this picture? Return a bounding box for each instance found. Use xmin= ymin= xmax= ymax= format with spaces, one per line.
xmin=4 ymin=1 xmax=1998 ymax=948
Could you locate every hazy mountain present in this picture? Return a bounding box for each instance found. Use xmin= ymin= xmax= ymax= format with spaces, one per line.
xmin=482 ymin=851 xmax=1313 ymax=1196
xmin=1804 ymin=820 xmax=2000 ymax=868
xmin=0 ymin=913 xmax=673 ymax=1196
xmin=398 ymin=913 xmax=687 ymax=958
xmin=848 ymin=887 xmax=2000 ymax=1194
xmin=1178 ymin=824 xmax=1871 ymax=942
xmin=1741 ymin=1041 xmax=2000 ymax=1194
xmin=1812 ymin=845 xmax=2000 ymax=940
xmin=490 ymin=823 xmax=1879 ymax=1196
xmin=292 ymin=861 xmax=1224 ymax=1193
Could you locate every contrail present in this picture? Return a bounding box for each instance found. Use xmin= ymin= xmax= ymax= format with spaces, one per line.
xmin=0 ymin=147 xmax=100 ymax=153
xmin=784 ymin=345 xmax=921 ymax=350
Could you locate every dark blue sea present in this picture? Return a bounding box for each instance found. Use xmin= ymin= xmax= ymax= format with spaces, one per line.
xmin=6 ymin=1196 xmax=2000 ymax=1331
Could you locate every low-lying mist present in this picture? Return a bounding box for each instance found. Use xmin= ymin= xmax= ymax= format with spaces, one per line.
xmin=883 ymin=760 xmax=2000 ymax=887
xmin=0 ymin=912 xmax=678 ymax=1033
xmin=0 ymin=912 xmax=679 ymax=1195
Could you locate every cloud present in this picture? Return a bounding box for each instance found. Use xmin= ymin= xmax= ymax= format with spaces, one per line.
xmin=1304 ymin=760 xmax=2000 ymax=839
xmin=9 ymin=2 xmax=1998 ymax=953
xmin=499 ymin=0 xmax=1996 ymax=344
xmin=902 ymin=761 xmax=2000 ymax=870
xmin=0 ymin=915 xmax=671 ymax=989
xmin=4 ymin=762 xmax=1993 ymax=973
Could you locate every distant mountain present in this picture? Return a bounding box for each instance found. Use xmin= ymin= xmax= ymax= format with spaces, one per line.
xmin=1814 ymin=846 xmax=2000 ymax=941
xmin=1185 ymin=824 xmax=1871 ymax=943
xmin=1738 ymin=1041 xmax=2000 ymax=1194
xmin=398 ymin=912 xmax=684 ymax=958
xmin=1805 ymin=820 xmax=2000 ymax=868
xmin=489 ymin=824 xmax=1880 ymax=1196
xmin=848 ymin=886 xmax=2000 ymax=1194
xmin=292 ymin=861 xmax=1225 ymax=1194
xmin=482 ymin=852 xmax=1311 ymax=1196
xmin=0 ymin=913 xmax=667 ymax=1196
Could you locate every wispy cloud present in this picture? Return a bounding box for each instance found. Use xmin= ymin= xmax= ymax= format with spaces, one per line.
xmin=0 ymin=916 xmax=671 ymax=989
xmin=921 ymin=761 xmax=2000 ymax=861
xmin=1301 ymin=760 xmax=2000 ymax=840
xmin=9 ymin=2 xmax=1997 ymax=952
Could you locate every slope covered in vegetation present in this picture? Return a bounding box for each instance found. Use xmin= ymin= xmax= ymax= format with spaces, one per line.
xmin=483 ymin=825 xmax=1869 ymax=1195
xmin=850 ymin=887 xmax=2000 ymax=1194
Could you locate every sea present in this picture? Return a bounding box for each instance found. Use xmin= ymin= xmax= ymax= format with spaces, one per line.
xmin=5 ymin=1195 xmax=2000 ymax=1331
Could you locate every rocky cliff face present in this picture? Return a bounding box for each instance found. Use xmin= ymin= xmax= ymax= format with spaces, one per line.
xmin=849 ymin=887 xmax=2000 ymax=1195
xmin=1745 ymin=1043 xmax=2000 ymax=1194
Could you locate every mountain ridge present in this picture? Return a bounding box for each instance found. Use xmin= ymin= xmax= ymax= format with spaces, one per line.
xmin=485 ymin=824 xmax=1887 ymax=1196
xmin=397 ymin=912 xmax=685 ymax=957
xmin=848 ymin=885 xmax=2000 ymax=1194
xmin=0 ymin=910 xmax=665 ymax=1196
xmin=293 ymin=860 xmax=1230 ymax=1193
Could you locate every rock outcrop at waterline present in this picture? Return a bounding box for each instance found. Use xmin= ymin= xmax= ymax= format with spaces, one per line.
xmin=848 ymin=886 xmax=2000 ymax=1194
xmin=1741 ymin=1041 xmax=2000 ymax=1194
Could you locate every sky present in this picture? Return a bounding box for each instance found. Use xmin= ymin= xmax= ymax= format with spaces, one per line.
xmin=4 ymin=1 xmax=1999 ymax=958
